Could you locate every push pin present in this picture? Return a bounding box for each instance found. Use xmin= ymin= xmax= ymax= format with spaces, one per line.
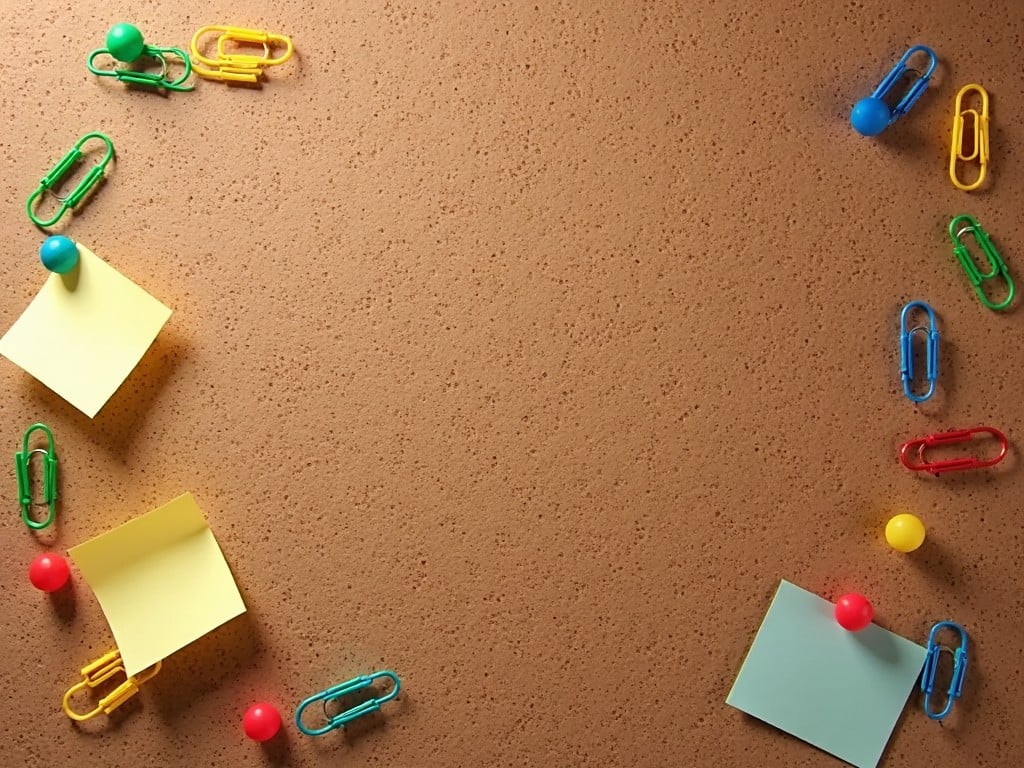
xmin=885 ymin=513 xmax=926 ymax=553
xmin=87 ymin=23 xmax=194 ymax=91
xmin=40 ymin=235 xmax=80 ymax=274
xmin=243 ymin=702 xmax=283 ymax=741
xmin=29 ymin=552 xmax=71 ymax=592
xmin=835 ymin=593 xmax=873 ymax=631
xmin=851 ymin=45 xmax=937 ymax=136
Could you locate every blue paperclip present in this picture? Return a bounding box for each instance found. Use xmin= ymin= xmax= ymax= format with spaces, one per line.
xmin=851 ymin=45 xmax=938 ymax=136
xmin=899 ymin=301 xmax=939 ymax=403
xmin=295 ymin=670 xmax=401 ymax=736
xmin=921 ymin=621 xmax=968 ymax=721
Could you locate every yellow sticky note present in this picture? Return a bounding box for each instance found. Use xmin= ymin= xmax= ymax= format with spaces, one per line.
xmin=0 ymin=242 xmax=171 ymax=418
xmin=69 ymin=493 xmax=246 ymax=676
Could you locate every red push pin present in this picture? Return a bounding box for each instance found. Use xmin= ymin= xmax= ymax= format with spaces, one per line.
xmin=243 ymin=702 xmax=282 ymax=742
xmin=29 ymin=552 xmax=70 ymax=592
xmin=835 ymin=592 xmax=873 ymax=631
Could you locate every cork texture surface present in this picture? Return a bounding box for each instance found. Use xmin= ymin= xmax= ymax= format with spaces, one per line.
xmin=1 ymin=1 xmax=1023 ymax=766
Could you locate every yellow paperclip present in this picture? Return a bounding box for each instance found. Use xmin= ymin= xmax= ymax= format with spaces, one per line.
xmin=949 ymin=84 xmax=989 ymax=191
xmin=62 ymin=650 xmax=161 ymax=722
xmin=190 ymin=25 xmax=294 ymax=84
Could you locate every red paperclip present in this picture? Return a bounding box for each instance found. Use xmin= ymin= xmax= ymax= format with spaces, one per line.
xmin=899 ymin=426 xmax=1008 ymax=474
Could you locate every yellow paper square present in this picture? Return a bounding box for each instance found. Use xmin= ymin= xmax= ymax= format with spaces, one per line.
xmin=68 ymin=493 xmax=246 ymax=676
xmin=0 ymin=242 xmax=171 ymax=418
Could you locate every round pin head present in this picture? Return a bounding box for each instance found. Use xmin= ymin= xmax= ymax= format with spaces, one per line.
xmin=106 ymin=23 xmax=146 ymax=62
xmin=850 ymin=96 xmax=892 ymax=136
xmin=39 ymin=235 xmax=79 ymax=274
xmin=835 ymin=592 xmax=873 ymax=631
xmin=29 ymin=552 xmax=71 ymax=592
xmin=243 ymin=702 xmax=282 ymax=742
xmin=885 ymin=513 xmax=926 ymax=553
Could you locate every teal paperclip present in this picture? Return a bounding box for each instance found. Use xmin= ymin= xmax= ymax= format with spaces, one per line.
xmin=295 ymin=670 xmax=401 ymax=736
xmin=87 ymin=23 xmax=194 ymax=92
xmin=949 ymin=214 xmax=1015 ymax=311
xmin=26 ymin=132 xmax=115 ymax=230
xmin=15 ymin=423 xmax=58 ymax=531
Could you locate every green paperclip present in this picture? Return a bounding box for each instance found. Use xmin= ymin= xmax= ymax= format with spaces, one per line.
xmin=15 ymin=423 xmax=58 ymax=531
xmin=26 ymin=132 xmax=115 ymax=230
xmin=950 ymin=214 xmax=1015 ymax=311
xmin=87 ymin=23 xmax=194 ymax=92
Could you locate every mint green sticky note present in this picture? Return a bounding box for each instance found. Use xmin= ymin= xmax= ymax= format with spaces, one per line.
xmin=726 ymin=580 xmax=927 ymax=768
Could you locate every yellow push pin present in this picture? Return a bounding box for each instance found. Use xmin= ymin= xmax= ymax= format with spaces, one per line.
xmin=885 ymin=513 xmax=926 ymax=553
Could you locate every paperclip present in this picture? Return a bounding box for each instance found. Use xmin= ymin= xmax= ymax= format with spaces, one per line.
xmin=190 ymin=26 xmax=294 ymax=84
xmin=949 ymin=84 xmax=989 ymax=191
xmin=851 ymin=45 xmax=938 ymax=137
xmin=900 ymin=426 xmax=1007 ymax=474
xmin=26 ymin=132 xmax=114 ymax=230
xmin=62 ymin=649 xmax=161 ymax=722
xmin=87 ymin=23 xmax=194 ymax=92
xmin=15 ymin=423 xmax=58 ymax=531
xmin=921 ymin=621 xmax=968 ymax=721
xmin=899 ymin=301 xmax=939 ymax=403
xmin=295 ymin=670 xmax=401 ymax=736
xmin=949 ymin=214 xmax=1015 ymax=311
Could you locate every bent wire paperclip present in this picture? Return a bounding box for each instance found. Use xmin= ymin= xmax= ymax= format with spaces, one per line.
xmin=26 ymin=132 xmax=114 ymax=230
xmin=851 ymin=45 xmax=938 ymax=136
xmin=900 ymin=426 xmax=1007 ymax=474
xmin=62 ymin=650 xmax=162 ymax=722
xmin=190 ymin=25 xmax=294 ymax=84
xmin=899 ymin=301 xmax=939 ymax=403
xmin=87 ymin=23 xmax=194 ymax=92
xmin=949 ymin=214 xmax=1015 ymax=311
xmin=295 ymin=670 xmax=401 ymax=736
xmin=15 ymin=423 xmax=58 ymax=531
xmin=949 ymin=84 xmax=990 ymax=191
xmin=921 ymin=621 xmax=968 ymax=721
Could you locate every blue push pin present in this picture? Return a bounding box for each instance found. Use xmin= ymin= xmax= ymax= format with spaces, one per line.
xmin=850 ymin=98 xmax=892 ymax=137
xmin=851 ymin=45 xmax=937 ymax=137
xmin=39 ymin=235 xmax=80 ymax=274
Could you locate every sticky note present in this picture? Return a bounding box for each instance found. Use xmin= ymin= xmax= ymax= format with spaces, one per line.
xmin=0 ymin=242 xmax=171 ymax=418
xmin=69 ymin=493 xmax=246 ymax=676
xmin=726 ymin=580 xmax=927 ymax=768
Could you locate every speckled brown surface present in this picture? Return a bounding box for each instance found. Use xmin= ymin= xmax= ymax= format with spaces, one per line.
xmin=2 ymin=1 xmax=1024 ymax=766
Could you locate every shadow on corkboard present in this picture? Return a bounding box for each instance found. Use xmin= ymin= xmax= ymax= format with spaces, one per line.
xmin=148 ymin=610 xmax=262 ymax=723
xmin=258 ymin=727 xmax=293 ymax=766
xmin=21 ymin=326 xmax=187 ymax=461
xmin=300 ymin=686 xmax=413 ymax=753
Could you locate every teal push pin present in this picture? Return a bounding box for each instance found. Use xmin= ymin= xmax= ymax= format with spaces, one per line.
xmin=39 ymin=236 xmax=79 ymax=274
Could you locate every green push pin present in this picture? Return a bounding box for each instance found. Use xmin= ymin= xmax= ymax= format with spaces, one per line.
xmin=105 ymin=23 xmax=147 ymax=63
xmin=86 ymin=23 xmax=194 ymax=91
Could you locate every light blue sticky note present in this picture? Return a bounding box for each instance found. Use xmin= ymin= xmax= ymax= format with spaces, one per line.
xmin=726 ymin=580 xmax=927 ymax=768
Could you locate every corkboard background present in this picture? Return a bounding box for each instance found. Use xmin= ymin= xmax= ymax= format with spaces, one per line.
xmin=1 ymin=1 xmax=1023 ymax=766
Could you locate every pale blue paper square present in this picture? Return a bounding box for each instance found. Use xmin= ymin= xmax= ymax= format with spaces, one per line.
xmin=726 ymin=580 xmax=927 ymax=768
